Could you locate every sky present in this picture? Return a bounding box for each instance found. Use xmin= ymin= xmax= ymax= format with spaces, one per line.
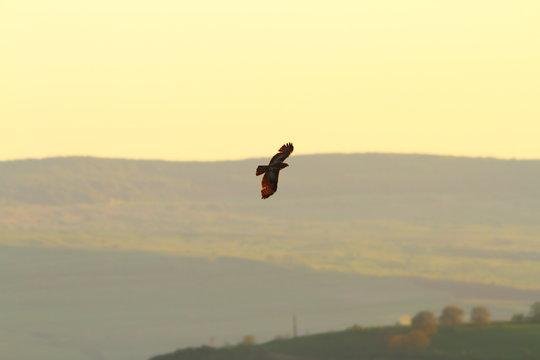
xmin=1 ymin=0 xmax=539 ymax=161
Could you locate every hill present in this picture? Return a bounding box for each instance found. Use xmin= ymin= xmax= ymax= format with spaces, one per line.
xmin=2 ymin=154 xmax=540 ymax=360
xmin=1 ymin=154 xmax=540 ymax=289
xmin=150 ymin=323 xmax=540 ymax=360
xmin=1 ymin=154 xmax=540 ymax=221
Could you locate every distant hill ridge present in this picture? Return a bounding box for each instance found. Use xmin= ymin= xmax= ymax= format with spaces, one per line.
xmin=1 ymin=153 xmax=539 ymax=207
xmin=2 ymin=153 xmax=540 ymax=290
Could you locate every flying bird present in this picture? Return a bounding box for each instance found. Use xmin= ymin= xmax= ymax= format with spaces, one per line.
xmin=256 ymin=142 xmax=294 ymax=199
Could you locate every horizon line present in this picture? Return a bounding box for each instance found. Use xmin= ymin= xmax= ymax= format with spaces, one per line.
xmin=2 ymin=151 xmax=539 ymax=163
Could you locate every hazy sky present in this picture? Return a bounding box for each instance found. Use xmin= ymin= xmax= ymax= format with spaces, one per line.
xmin=2 ymin=1 xmax=539 ymax=161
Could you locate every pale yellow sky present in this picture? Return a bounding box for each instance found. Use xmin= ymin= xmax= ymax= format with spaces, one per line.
xmin=1 ymin=1 xmax=539 ymax=161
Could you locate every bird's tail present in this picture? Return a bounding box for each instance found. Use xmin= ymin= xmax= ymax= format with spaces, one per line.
xmin=256 ymin=165 xmax=268 ymax=176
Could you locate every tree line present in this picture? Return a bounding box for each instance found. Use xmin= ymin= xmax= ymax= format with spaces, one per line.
xmin=387 ymin=301 xmax=540 ymax=353
xmin=512 ymin=301 xmax=540 ymax=323
xmin=231 ymin=301 xmax=540 ymax=350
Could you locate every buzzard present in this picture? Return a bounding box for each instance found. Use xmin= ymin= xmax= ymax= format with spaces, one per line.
xmin=256 ymin=142 xmax=294 ymax=199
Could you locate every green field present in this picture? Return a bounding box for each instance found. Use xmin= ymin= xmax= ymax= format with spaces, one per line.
xmin=151 ymin=323 xmax=540 ymax=360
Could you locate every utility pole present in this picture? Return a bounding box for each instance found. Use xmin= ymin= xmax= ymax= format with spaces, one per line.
xmin=292 ymin=315 xmax=298 ymax=338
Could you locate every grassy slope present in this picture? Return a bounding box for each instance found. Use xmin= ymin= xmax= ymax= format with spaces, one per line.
xmin=151 ymin=323 xmax=540 ymax=360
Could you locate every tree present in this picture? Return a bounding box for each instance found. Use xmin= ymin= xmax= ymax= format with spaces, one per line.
xmin=512 ymin=313 xmax=526 ymax=323
xmin=411 ymin=311 xmax=438 ymax=334
xmin=440 ymin=306 xmax=464 ymax=329
xmin=240 ymin=335 xmax=256 ymax=345
xmin=470 ymin=306 xmax=491 ymax=325
xmin=528 ymin=301 xmax=540 ymax=322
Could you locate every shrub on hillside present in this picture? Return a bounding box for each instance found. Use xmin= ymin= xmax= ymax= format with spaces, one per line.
xmin=239 ymin=335 xmax=256 ymax=345
xmin=346 ymin=324 xmax=363 ymax=332
xmin=388 ymin=330 xmax=430 ymax=352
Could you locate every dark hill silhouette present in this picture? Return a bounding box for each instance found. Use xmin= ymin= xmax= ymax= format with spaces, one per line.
xmin=151 ymin=322 xmax=540 ymax=360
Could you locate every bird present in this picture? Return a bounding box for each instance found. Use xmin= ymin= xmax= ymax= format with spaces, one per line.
xmin=256 ymin=142 xmax=294 ymax=199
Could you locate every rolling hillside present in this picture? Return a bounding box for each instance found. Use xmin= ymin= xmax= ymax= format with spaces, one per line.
xmin=2 ymin=154 xmax=540 ymax=360
xmin=1 ymin=154 xmax=540 ymax=289
xmin=150 ymin=323 xmax=540 ymax=360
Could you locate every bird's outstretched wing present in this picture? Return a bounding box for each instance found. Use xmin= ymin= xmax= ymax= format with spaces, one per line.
xmin=269 ymin=142 xmax=294 ymax=166
xmin=261 ymin=169 xmax=279 ymax=199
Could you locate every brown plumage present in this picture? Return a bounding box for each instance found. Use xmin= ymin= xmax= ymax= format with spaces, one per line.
xmin=256 ymin=142 xmax=294 ymax=199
